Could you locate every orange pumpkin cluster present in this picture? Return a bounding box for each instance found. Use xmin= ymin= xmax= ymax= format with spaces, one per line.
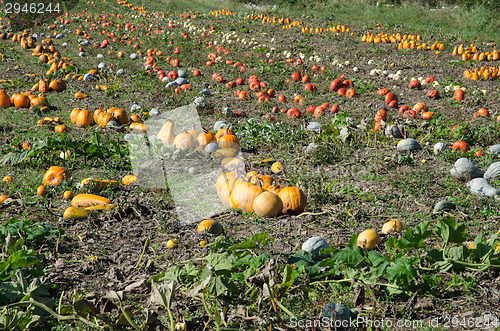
xmin=93 ymin=108 xmax=129 ymax=127
xmin=463 ymin=65 xmax=499 ymax=80
xmin=362 ymin=31 xmax=444 ymax=52
xmin=452 ymin=43 xmax=499 ymax=61
xmin=216 ymin=171 xmax=307 ymax=217
xmin=156 ymin=120 xmax=240 ymax=151
xmin=208 ymin=9 xmax=236 ymax=16
xmin=246 ymin=13 xmax=348 ymax=34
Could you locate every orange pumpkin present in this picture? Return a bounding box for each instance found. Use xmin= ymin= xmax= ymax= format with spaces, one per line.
xmin=76 ymin=109 xmax=92 ymax=127
xmin=452 ymin=141 xmax=470 ymax=152
xmin=215 ymin=128 xmax=235 ymax=141
xmin=197 ymin=131 xmax=216 ymax=146
xmin=0 ymin=89 xmax=11 ymax=108
xmin=37 ymin=185 xmax=47 ymax=196
xmin=278 ymin=187 xmax=307 ymax=215
xmin=43 ymin=166 xmax=71 ymax=186
xmin=54 ymin=125 xmax=68 ymax=133
xmin=11 ymin=93 xmax=30 ymax=108
xmin=253 ymin=191 xmax=283 ymax=217
xmin=49 ymin=78 xmax=67 ymax=92
xmin=173 ymin=132 xmax=197 ymax=149
xmin=70 ymin=108 xmax=82 ymax=124
xmin=109 ymin=108 xmax=128 ymax=125
xmin=157 ymin=120 xmax=176 ymax=144
xmin=218 ymin=134 xmax=240 ymax=149
xmin=453 ymin=89 xmax=464 ymax=101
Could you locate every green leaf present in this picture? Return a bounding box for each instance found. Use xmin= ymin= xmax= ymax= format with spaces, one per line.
xmin=280 ymin=265 xmax=295 ymax=293
xmin=387 ymin=258 xmax=417 ymax=288
xmin=367 ymin=250 xmax=390 ymax=276
xmin=228 ymin=232 xmax=271 ymax=252
xmin=398 ymin=221 xmax=432 ymax=249
xmin=329 ymin=246 xmax=366 ymax=269
xmin=361 ymin=268 xmax=378 ymax=285
xmin=425 ymin=249 xmax=444 ymax=264
xmin=347 ymin=234 xmax=358 ymax=249
xmin=287 ymin=250 xmax=317 ymax=271
xmin=435 ymin=216 xmax=466 ymax=244
xmin=447 ymin=246 xmax=468 ymax=263
xmin=385 ymin=237 xmax=398 ymax=251
xmin=206 ymin=253 xmax=233 ymax=277
xmin=472 ymin=233 xmax=491 ymax=262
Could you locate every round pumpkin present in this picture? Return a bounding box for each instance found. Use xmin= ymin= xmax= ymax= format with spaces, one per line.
xmin=278 ymin=187 xmax=307 ymax=215
xmin=37 ymin=185 xmax=47 ymax=196
xmin=236 ymin=185 xmax=265 ymax=213
xmin=11 ymin=93 xmax=30 ymax=108
xmin=197 ymin=131 xmax=216 ymax=146
xmin=173 ymin=132 xmax=197 ymax=149
xmin=76 ymin=109 xmax=92 ymax=127
xmin=381 ymin=219 xmax=404 ymax=234
xmin=215 ymin=128 xmax=235 ymax=142
xmin=122 ymin=175 xmax=137 ymax=185
xmin=70 ymin=108 xmax=82 ymax=124
xmin=197 ymin=219 xmax=223 ymax=234
xmin=218 ymin=134 xmax=240 ymax=149
xmin=253 ymin=191 xmax=283 ymax=217
xmin=229 ymin=180 xmax=252 ymax=209
xmin=63 ymin=190 xmax=74 ymax=200
xmin=43 ymin=166 xmax=71 ymax=186
xmin=109 ymin=108 xmax=128 ymax=125
xmin=357 ymin=229 xmax=381 ymax=251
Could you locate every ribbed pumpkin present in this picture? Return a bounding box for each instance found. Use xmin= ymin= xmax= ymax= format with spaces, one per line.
xmin=216 ymin=172 xmax=237 ymax=206
xmin=267 ymin=184 xmax=284 ymax=195
xmin=0 ymin=90 xmax=11 ymax=108
xmin=215 ymin=128 xmax=235 ymax=141
xmin=49 ymin=78 xmax=66 ymax=92
xmin=412 ymin=102 xmax=428 ymax=112
xmin=11 ymin=93 xmax=30 ymax=108
xmin=157 ymin=120 xmax=176 ymax=145
xmin=76 ymin=109 xmax=92 ymax=127
xmin=236 ymin=185 xmax=265 ymax=213
xmin=253 ymin=191 xmax=283 ymax=217
xmin=38 ymin=79 xmax=50 ymax=93
xmin=256 ymin=175 xmax=274 ymax=189
xmin=218 ymin=134 xmax=240 ymax=149
xmin=278 ymin=187 xmax=307 ymax=215
xmin=229 ymin=179 xmax=253 ymax=209
xmin=70 ymin=108 xmax=82 ymax=124
xmin=93 ymin=109 xmax=104 ymax=123
xmin=173 ymin=132 xmax=197 ymax=149
xmin=30 ymin=96 xmax=49 ymax=107
xmin=197 ymin=131 xmax=217 ymax=146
